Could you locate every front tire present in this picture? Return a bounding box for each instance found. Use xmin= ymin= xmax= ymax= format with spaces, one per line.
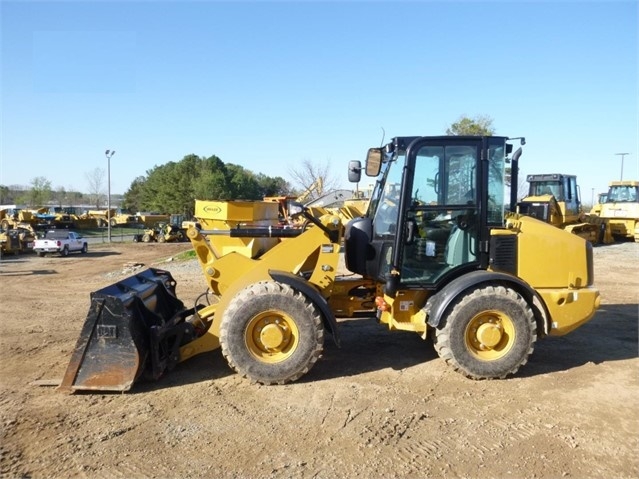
xmin=81 ymin=243 xmax=88 ymax=254
xmin=220 ymin=281 xmax=324 ymax=385
xmin=433 ymin=285 xmax=536 ymax=379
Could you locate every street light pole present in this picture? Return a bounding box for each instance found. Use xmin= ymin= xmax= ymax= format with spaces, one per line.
xmin=105 ymin=149 xmax=115 ymax=242
xmin=615 ymin=153 xmax=629 ymax=181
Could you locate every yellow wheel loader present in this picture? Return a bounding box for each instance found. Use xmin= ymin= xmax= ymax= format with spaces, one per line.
xmin=517 ymin=173 xmax=613 ymax=244
xmin=140 ymin=222 xmax=187 ymax=243
xmin=58 ymin=136 xmax=600 ymax=393
xmin=597 ymin=180 xmax=639 ymax=242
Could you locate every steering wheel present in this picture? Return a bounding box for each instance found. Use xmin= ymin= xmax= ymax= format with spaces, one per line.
xmin=455 ymin=214 xmax=470 ymax=231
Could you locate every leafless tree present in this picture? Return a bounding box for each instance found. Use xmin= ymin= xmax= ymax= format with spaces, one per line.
xmin=85 ymin=167 xmax=105 ymax=208
xmin=288 ymin=158 xmax=340 ymax=202
xmin=54 ymin=186 xmax=66 ymax=207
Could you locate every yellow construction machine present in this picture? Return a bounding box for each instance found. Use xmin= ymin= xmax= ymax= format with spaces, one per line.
xmin=136 ymin=212 xmax=171 ymax=228
xmin=595 ymin=180 xmax=639 ymax=242
xmin=0 ymin=208 xmax=43 ymax=231
xmin=265 ymin=189 xmax=368 ymax=227
xmin=0 ymin=227 xmax=36 ymax=256
xmin=517 ymin=173 xmax=612 ymax=243
xmin=303 ymin=189 xmax=368 ymax=225
xmin=139 ymin=221 xmax=187 ymax=243
xmin=589 ymin=192 xmax=608 ymax=217
xmin=87 ymin=209 xmax=139 ymax=228
xmin=58 ymin=135 xmax=600 ymax=393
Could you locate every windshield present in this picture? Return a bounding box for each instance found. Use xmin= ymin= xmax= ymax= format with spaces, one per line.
xmin=529 ymin=181 xmax=560 ymax=197
xmin=607 ymin=185 xmax=638 ymax=203
xmin=369 ymin=152 xmax=405 ymax=237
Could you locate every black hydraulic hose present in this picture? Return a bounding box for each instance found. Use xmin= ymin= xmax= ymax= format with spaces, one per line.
xmin=228 ymin=227 xmax=304 ymax=238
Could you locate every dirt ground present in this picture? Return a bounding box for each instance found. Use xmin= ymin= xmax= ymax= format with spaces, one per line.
xmin=0 ymin=241 xmax=637 ymax=479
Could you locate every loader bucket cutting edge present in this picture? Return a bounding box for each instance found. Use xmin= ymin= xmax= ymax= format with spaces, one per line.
xmin=58 ymin=268 xmax=189 ymax=393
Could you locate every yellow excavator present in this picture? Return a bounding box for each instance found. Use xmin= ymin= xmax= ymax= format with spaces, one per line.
xmin=58 ymin=135 xmax=600 ymax=393
xmin=517 ymin=173 xmax=612 ymax=244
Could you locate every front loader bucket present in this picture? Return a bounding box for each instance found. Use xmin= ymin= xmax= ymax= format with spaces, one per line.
xmin=59 ymin=268 xmax=195 ymax=393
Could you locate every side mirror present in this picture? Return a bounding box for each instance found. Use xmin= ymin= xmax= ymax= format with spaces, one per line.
xmin=365 ymin=148 xmax=382 ymax=176
xmin=348 ymin=160 xmax=362 ymax=183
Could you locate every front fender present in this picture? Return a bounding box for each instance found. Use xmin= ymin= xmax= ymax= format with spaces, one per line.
xmin=269 ymin=270 xmax=341 ymax=347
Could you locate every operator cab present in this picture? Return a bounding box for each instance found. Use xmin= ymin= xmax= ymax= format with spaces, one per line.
xmin=345 ymin=136 xmax=521 ymax=296
xmin=606 ymin=182 xmax=639 ymax=203
xmin=518 ymin=173 xmax=582 ymax=221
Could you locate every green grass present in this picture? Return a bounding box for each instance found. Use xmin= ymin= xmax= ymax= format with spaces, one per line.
xmin=174 ymin=250 xmax=196 ymax=261
xmin=75 ymin=226 xmax=145 ymax=237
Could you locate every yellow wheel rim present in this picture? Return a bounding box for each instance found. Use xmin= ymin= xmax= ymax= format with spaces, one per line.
xmin=465 ymin=310 xmax=515 ymax=361
xmin=245 ymin=310 xmax=299 ymax=363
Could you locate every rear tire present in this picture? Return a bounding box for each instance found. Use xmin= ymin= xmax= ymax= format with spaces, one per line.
xmin=433 ymin=285 xmax=536 ymax=379
xmin=61 ymin=246 xmax=69 ymax=257
xmin=81 ymin=243 xmax=88 ymax=254
xmin=142 ymin=234 xmax=152 ymax=243
xmin=37 ymin=252 xmax=45 ymax=257
xmin=220 ymin=281 xmax=324 ymax=385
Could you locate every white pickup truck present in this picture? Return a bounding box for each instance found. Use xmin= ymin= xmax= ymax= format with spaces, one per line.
xmin=34 ymin=230 xmax=88 ymax=257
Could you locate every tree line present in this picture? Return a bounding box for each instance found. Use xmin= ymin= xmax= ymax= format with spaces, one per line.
xmin=0 ymin=178 xmax=89 ymax=208
xmin=121 ymin=154 xmax=292 ymax=217
xmin=2 ymin=116 xmax=508 ymax=213
xmin=0 ymin=155 xmax=293 ymax=216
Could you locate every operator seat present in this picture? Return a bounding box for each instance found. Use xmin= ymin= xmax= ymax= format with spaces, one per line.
xmin=444 ymin=225 xmax=477 ymax=266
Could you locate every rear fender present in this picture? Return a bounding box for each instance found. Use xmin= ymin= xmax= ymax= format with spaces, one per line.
xmin=424 ymin=270 xmax=549 ymax=336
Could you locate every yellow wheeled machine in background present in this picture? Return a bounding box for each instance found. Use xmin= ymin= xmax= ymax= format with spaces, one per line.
xmin=594 ymin=180 xmax=639 ymax=242
xmin=59 ymin=136 xmax=600 ymax=392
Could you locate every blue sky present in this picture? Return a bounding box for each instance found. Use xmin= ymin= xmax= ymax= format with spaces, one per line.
xmin=1 ymin=0 xmax=637 ymax=204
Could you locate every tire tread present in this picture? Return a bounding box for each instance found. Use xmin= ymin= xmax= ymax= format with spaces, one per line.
xmin=433 ymin=285 xmax=536 ymax=380
xmin=220 ymin=281 xmax=323 ymax=385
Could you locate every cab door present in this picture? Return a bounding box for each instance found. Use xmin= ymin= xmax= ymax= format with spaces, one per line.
xmin=395 ymin=136 xmax=509 ymax=289
xmin=392 ymin=138 xmax=481 ymax=288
